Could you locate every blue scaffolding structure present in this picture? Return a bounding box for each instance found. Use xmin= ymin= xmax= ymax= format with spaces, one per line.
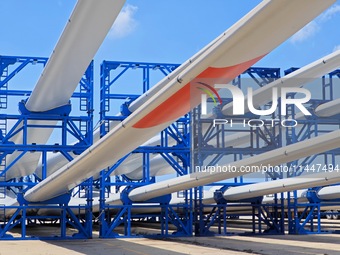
xmin=0 ymin=55 xmax=94 ymax=239
xmin=0 ymin=55 xmax=339 ymax=239
xmin=192 ymin=67 xmax=286 ymax=236
xmin=285 ymin=69 xmax=340 ymax=234
xmin=98 ymin=60 xmax=192 ymax=237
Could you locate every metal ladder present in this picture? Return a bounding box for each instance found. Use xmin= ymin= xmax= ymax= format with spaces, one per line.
xmin=79 ymin=77 xmax=88 ymax=112
xmin=0 ymin=119 xmax=7 ymax=198
xmin=0 ymin=66 xmax=8 ymax=109
xmin=79 ymin=120 xmax=88 ymax=137
xmin=100 ymin=74 xmax=111 ymax=135
xmin=0 ymin=156 xmax=6 ymax=200
xmin=0 ymin=64 xmax=8 ymax=222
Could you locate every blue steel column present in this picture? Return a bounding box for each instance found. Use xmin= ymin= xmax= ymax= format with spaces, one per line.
xmin=193 ymin=67 xmax=283 ymax=235
xmin=286 ymin=68 xmax=340 ymax=234
xmin=98 ymin=60 xmax=193 ymax=238
xmin=0 ymin=55 xmax=94 ymax=239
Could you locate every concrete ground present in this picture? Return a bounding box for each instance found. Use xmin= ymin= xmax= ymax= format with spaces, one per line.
xmin=177 ymin=235 xmax=340 ymax=255
xmin=1 ymin=218 xmax=340 ymax=255
xmin=0 ymin=238 xmax=246 ymax=255
xmin=0 ymin=234 xmax=340 ymax=255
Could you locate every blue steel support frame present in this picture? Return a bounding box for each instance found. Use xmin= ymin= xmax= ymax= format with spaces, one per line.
xmin=287 ymin=188 xmax=340 ymax=234
xmin=0 ymin=55 xmax=94 ymax=239
xmin=285 ymin=68 xmax=340 ymax=234
xmin=99 ymin=61 xmax=180 ymax=135
xmin=98 ymin=60 xmax=192 ymax=238
xmin=192 ymin=67 xmax=286 ymax=236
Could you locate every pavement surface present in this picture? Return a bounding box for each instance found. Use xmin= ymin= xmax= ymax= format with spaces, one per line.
xmin=0 ymin=238 xmax=247 ymax=255
xmin=0 ymin=234 xmax=340 ymax=255
xmin=1 ymin=219 xmax=340 ymax=254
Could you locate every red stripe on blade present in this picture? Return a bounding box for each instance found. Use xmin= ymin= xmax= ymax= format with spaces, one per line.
xmin=133 ymin=55 xmax=265 ymax=128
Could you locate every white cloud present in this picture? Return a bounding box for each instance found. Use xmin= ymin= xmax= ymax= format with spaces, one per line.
xmin=320 ymin=4 xmax=340 ymax=22
xmin=109 ymin=4 xmax=138 ymax=39
xmin=290 ymin=4 xmax=340 ymax=44
xmin=333 ymin=45 xmax=340 ymax=52
xmin=290 ymin=21 xmax=319 ymax=43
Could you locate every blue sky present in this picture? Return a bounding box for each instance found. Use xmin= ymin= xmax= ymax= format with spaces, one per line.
xmin=1 ymin=1 xmax=340 ymax=67
xmin=1 ymin=0 xmax=340 ymax=117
